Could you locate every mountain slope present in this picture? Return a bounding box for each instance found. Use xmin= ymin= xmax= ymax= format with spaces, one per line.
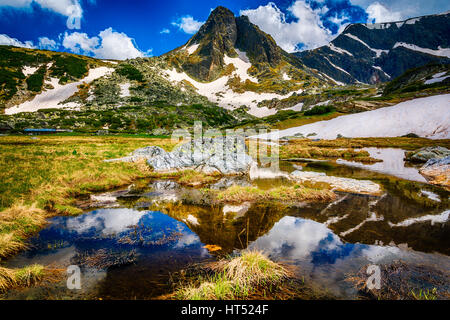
xmin=296 ymin=11 xmax=450 ymax=84
xmin=0 ymin=47 xmax=245 ymax=133
xmin=0 ymin=45 xmax=111 ymax=112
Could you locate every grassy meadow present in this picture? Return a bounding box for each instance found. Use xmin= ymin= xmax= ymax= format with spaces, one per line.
xmin=0 ymin=135 xmax=177 ymax=271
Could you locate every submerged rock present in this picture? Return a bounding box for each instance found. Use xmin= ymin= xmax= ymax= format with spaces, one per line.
xmin=419 ymin=156 xmax=450 ymax=188
xmin=105 ymin=137 xmax=255 ymax=175
xmin=405 ymin=146 xmax=450 ymax=163
xmin=290 ymin=170 xmax=382 ymax=195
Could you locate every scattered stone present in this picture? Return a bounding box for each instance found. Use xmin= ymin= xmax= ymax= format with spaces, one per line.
xmin=209 ymin=177 xmax=252 ymax=190
xmin=151 ymin=180 xmax=180 ymax=191
xmin=419 ymin=156 xmax=450 ymax=188
xmin=405 ymin=146 xmax=450 ymax=163
xmin=290 ymin=170 xmax=382 ymax=195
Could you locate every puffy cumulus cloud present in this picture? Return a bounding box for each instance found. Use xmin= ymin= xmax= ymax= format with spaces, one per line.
xmin=0 ymin=33 xmax=35 ymax=48
xmin=94 ymin=28 xmax=151 ymax=59
xmin=240 ymin=1 xmax=333 ymax=52
xmin=0 ymin=0 xmax=84 ymax=29
xmin=172 ymin=16 xmax=204 ymax=34
xmin=62 ymin=31 xmax=99 ymax=54
xmin=62 ymin=28 xmax=150 ymax=60
xmin=366 ymin=1 xmax=403 ymax=23
xmin=38 ymin=36 xmax=58 ymax=50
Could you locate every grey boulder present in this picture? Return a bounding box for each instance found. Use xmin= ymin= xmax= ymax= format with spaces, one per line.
xmin=405 ymin=147 xmax=450 ymax=163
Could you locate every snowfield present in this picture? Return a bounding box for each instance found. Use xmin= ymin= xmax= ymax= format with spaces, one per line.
xmin=163 ymin=50 xmax=303 ymax=117
xmin=5 ymin=67 xmax=114 ymax=115
xmin=252 ymin=94 xmax=450 ymax=140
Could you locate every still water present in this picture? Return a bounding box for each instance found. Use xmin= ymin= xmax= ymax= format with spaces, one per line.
xmin=3 ymin=151 xmax=449 ymax=300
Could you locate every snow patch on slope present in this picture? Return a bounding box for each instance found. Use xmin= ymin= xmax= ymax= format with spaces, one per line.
xmin=224 ymin=50 xmax=259 ymax=83
xmin=119 ymin=83 xmax=131 ymax=97
xmin=393 ymin=42 xmax=450 ymax=58
xmin=328 ymin=43 xmax=353 ymax=56
xmin=22 ymin=66 xmax=39 ymax=76
xmin=5 ymin=67 xmax=114 ymax=115
xmin=252 ymin=94 xmax=450 ymax=140
xmin=344 ymin=33 xmax=389 ymax=58
xmin=325 ymin=57 xmax=351 ymax=76
xmin=186 ymin=44 xmax=200 ymax=55
xmin=424 ymin=72 xmax=449 ymax=85
xmin=372 ymin=66 xmax=391 ymax=78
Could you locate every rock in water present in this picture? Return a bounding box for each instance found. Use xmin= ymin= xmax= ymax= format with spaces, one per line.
xmin=405 ymin=147 xmax=450 ymax=163
xmin=105 ymin=137 xmax=255 ymax=175
xmin=290 ymin=170 xmax=382 ymax=195
xmin=419 ymin=156 xmax=450 ymax=188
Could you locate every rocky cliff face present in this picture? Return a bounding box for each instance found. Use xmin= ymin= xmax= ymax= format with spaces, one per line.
xmin=171 ymin=6 xmax=293 ymax=82
xmin=297 ymin=12 xmax=450 ymax=84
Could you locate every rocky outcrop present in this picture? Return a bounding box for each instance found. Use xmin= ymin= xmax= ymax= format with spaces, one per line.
xmin=106 ymin=137 xmax=255 ymax=175
xmin=405 ymin=146 xmax=450 ymax=163
xmin=419 ymin=156 xmax=450 ymax=188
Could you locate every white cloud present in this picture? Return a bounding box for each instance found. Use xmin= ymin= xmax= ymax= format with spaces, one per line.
xmin=38 ymin=36 xmax=58 ymax=50
xmin=240 ymin=1 xmax=333 ymax=52
xmin=160 ymin=28 xmax=170 ymax=34
xmin=0 ymin=33 xmax=34 ymax=48
xmin=62 ymin=28 xmax=150 ymax=60
xmin=0 ymin=0 xmax=83 ymax=29
xmin=94 ymin=28 xmax=149 ymax=59
xmin=0 ymin=0 xmax=32 ymax=8
xmin=350 ymin=0 xmax=450 ymax=21
xmin=172 ymin=15 xmax=204 ymax=34
xmin=366 ymin=2 xmax=403 ymax=23
xmin=62 ymin=31 xmax=99 ymax=54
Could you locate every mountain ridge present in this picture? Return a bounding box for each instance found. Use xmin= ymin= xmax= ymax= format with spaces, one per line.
xmin=297 ymin=11 xmax=450 ymax=84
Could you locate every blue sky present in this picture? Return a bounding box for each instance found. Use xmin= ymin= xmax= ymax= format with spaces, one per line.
xmin=0 ymin=0 xmax=449 ymax=59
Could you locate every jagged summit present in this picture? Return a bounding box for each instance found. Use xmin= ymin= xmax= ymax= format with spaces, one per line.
xmin=172 ymin=6 xmax=286 ymax=82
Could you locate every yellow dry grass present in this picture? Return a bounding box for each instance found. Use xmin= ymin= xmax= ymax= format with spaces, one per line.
xmin=213 ymin=185 xmax=336 ymax=204
xmin=175 ymin=251 xmax=289 ymax=300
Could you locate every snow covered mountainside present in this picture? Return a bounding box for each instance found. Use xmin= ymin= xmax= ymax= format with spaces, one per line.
xmin=252 ymin=94 xmax=450 ymax=140
xmin=297 ymin=11 xmax=450 ymax=85
xmin=5 ymin=67 xmax=114 ymax=115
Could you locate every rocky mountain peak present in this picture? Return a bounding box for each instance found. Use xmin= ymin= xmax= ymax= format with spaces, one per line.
xmin=189 ymin=6 xmax=237 ymax=50
xmin=179 ymin=6 xmax=286 ymax=81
